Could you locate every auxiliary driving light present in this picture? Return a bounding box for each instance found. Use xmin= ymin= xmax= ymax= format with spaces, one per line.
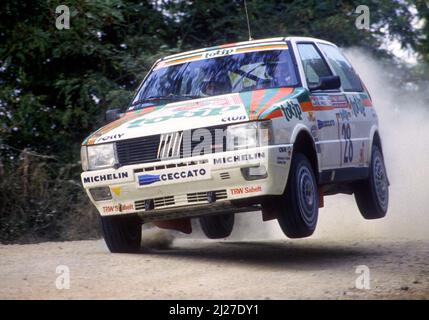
xmin=89 ymin=187 xmax=112 ymax=201
xmin=241 ymin=165 xmax=268 ymax=181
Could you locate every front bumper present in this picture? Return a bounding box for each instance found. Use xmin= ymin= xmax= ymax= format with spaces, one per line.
xmin=81 ymin=145 xmax=293 ymax=220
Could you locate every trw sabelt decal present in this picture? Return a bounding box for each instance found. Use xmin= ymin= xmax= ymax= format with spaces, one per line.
xmin=230 ymin=185 xmax=262 ymax=195
xmin=102 ymin=203 xmax=134 ymax=214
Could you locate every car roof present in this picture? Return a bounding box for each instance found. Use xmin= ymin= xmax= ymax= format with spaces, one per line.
xmin=158 ymin=36 xmax=337 ymax=64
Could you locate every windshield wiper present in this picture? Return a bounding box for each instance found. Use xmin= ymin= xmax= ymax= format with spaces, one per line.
xmin=130 ymin=94 xmax=203 ymax=108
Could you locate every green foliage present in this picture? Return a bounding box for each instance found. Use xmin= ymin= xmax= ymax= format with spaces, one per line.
xmin=163 ymin=0 xmax=420 ymax=54
xmin=0 ymin=0 xmax=170 ymax=161
xmin=414 ymin=0 xmax=429 ymax=64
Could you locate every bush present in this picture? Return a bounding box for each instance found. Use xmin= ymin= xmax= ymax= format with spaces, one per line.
xmin=0 ymin=150 xmax=100 ymax=244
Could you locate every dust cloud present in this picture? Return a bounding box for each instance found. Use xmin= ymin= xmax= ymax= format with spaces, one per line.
xmin=141 ymin=226 xmax=175 ymax=249
xmin=231 ymin=49 xmax=429 ymax=241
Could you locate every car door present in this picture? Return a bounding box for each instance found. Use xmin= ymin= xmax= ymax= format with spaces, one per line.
xmin=317 ymin=43 xmax=372 ymax=168
xmin=295 ymin=42 xmax=343 ymax=171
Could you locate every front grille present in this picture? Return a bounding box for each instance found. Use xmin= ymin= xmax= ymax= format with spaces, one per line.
xmin=116 ymin=125 xmax=227 ymax=166
xmin=187 ymin=190 xmax=228 ymax=203
xmin=134 ymin=190 xmax=228 ymax=211
xmin=116 ymin=134 xmax=160 ymax=166
xmin=154 ymin=196 xmax=175 ymax=208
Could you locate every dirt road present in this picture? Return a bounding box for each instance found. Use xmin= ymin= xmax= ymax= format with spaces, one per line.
xmin=0 ymin=234 xmax=428 ymax=299
xmin=2 ymin=48 xmax=428 ymax=300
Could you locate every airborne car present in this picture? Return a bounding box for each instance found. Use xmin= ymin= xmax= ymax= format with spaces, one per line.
xmin=80 ymin=37 xmax=389 ymax=253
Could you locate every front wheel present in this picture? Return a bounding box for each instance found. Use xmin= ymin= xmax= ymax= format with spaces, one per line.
xmin=100 ymin=214 xmax=142 ymax=253
xmin=276 ymin=153 xmax=319 ymax=238
xmin=199 ymin=213 xmax=235 ymax=239
xmin=354 ymin=145 xmax=389 ymax=219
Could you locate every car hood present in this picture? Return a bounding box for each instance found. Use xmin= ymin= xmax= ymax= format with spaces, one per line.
xmin=83 ymin=87 xmax=296 ymax=145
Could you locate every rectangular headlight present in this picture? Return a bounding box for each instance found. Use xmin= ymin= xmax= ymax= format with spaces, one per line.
xmin=87 ymin=143 xmax=118 ymax=170
xmin=81 ymin=146 xmax=89 ymax=171
xmin=226 ymin=121 xmax=273 ymax=151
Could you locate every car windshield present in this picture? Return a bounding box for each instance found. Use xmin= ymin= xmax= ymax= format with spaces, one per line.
xmin=130 ymin=49 xmax=298 ymax=110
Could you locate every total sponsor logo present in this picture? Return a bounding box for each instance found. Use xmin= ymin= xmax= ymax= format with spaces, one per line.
xmin=348 ymin=95 xmax=366 ymax=117
xmin=336 ymin=109 xmax=352 ymax=121
xmin=127 ymin=104 xmax=242 ymax=128
xmin=230 ymin=185 xmax=262 ymax=195
xmin=213 ymin=152 xmax=265 ymax=165
xmin=138 ymin=168 xmax=208 ymax=186
xmin=278 ymin=99 xmax=303 ymax=121
xmin=83 ymin=171 xmax=129 ymax=185
xmin=203 ymin=48 xmax=236 ymax=59
xmin=102 ymin=203 xmax=134 ymax=214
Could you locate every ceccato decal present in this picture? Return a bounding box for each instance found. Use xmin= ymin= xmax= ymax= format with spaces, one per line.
xmin=138 ymin=168 xmax=208 ymax=186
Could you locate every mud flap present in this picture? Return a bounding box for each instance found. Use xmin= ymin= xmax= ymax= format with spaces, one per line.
xmin=153 ymin=218 xmax=192 ymax=234
xmin=318 ymin=186 xmax=324 ymax=208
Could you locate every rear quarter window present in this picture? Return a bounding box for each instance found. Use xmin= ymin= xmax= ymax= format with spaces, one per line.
xmin=318 ymin=43 xmax=363 ymax=92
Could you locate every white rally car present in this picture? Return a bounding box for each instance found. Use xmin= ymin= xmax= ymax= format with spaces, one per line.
xmin=81 ymin=37 xmax=389 ymax=253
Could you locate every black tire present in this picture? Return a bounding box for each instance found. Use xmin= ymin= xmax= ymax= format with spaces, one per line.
xmin=100 ymin=214 xmax=142 ymax=253
xmin=199 ymin=213 xmax=235 ymax=239
xmin=354 ymin=145 xmax=389 ymax=219
xmin=276 ymin=153 xmax=319 ymax=238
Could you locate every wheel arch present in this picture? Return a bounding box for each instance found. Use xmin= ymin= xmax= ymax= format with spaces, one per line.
xmin=369 ymin=126 xmax=384 ymax=155
xmin=369 ymin=126 xmax=390 ymax=184
xmin=290 ymin=126 xmax=320 ymax=182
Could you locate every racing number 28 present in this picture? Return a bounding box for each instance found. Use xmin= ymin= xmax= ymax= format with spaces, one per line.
xmin=342 ymin=123 xmax=353 ymax=163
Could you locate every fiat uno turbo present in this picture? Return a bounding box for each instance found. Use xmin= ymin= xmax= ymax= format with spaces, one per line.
xmin=80 ymin=37 xmax=389 ymax=253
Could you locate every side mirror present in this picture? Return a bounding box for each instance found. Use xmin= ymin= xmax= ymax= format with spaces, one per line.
xmin=309 ymin=75 xmax=341 ymax=91
xmin=105 ymin=108 xmax=122 ymax=123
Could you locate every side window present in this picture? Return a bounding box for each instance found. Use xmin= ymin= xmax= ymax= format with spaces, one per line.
xmin=297 ymin=43 xmax=332 ymax=87
xmin=318 ymin=43 xmax=363 ymax=92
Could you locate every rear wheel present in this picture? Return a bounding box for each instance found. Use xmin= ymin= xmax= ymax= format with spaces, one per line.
xmin=199 ymin=213 xmax=235 ymax=239
xmin=276 ymin=153 xmax=319 ymax=238
xmin=354 ymin=145 xmax=389 ymax=219
xmin=100 ymin=214 xmax=142 ymax=253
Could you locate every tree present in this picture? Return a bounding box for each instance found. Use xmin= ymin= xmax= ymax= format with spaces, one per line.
xmin=162 ymin=0 xmax=419 ymax=55
xmin=0 ymin=0 xmax=170 ymax=161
